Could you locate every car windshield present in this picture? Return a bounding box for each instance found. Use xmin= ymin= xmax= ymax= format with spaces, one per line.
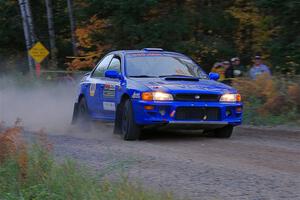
xmin=125 ymin=54 xmax=208 ymax=79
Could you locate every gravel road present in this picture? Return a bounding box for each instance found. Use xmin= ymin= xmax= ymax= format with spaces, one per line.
xmin=35 ymin=125 xmax=300 ymax=200
xmin=2 ymin=82 xmax=298 ymax=199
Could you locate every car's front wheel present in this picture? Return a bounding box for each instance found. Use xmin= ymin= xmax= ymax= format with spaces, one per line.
xmin=213 ymin=125 xmax=233 ymax=138
xmin=121 ymin=99 xmax=141 ymax=140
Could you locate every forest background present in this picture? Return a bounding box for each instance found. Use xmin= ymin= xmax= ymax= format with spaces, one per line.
xmin=0 ymin=0 xmax=299 ymax=74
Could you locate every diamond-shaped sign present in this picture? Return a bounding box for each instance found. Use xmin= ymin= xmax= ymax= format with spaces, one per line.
xmin=29 ymin=42 xmax=49 ymax=63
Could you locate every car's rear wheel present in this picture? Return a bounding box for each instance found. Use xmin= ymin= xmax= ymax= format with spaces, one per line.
xmin=77 ymin=97 xmax=91 ymax=131
xmin=213 ymin=125 xmax=233 ymax=138
xmin=121 ymin=99 xmax=141 ymax=140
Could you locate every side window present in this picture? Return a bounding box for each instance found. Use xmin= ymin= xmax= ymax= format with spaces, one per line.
xmin=92 ymin=54 xmax=113 ymax=78
xmin=107 ymin=57 xmax=121 ymax=73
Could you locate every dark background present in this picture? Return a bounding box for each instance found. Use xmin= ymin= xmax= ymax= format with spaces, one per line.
xmin=0 ymin=0 xmax=299 ymax=74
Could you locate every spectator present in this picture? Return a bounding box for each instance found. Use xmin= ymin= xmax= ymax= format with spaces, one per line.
xmin=211 ymin=62 xmax=226 ymax=82
xmin=249 ymin=55 xmax=271 ymax=79
xmin=223 ymin=61 xmax=234 ymax=85
xmin=231 ymin=57 xmax=246 ymax=77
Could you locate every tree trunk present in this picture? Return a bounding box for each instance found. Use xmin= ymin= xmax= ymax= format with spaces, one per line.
xmin=45 ymin=0 xmax=58 ymax=68
xmin=24 ymin=0 xmax=36 ymax=45
xmin=67 ymin=0 xmax=78 ymax=56
xmin=18 ymin=0 xmax=34 ymax=73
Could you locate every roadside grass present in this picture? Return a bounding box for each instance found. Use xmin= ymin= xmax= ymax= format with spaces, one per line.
xmin=0 ymin=123 xmax=174 ymax=200
xmin=242 ymin=97 xmax=300 ymax=126
xmin=233 ymin=75 xmax=300 ymax=126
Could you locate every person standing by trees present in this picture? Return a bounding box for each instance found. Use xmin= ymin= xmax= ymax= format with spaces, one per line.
xmin=231 ymin=57 xmax=247 ymax=77
xmin=249 ymin=55 xmax=271 ymax=79
xmin=211 ymin=62 xmax=226 ymax=82
xmin=211 ymin=61 xmax=233 ymax=85
xmin=223 ymin=61 xmax=234 ymax=85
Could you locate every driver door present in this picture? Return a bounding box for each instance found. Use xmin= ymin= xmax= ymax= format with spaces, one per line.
xmin=101 ymin=55 xmax=122 ymax=120
xmin=87 ymin=54 xmax=113 ymax=118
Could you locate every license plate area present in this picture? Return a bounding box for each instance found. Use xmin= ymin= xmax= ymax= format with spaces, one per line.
xmin=175 ymin=107 xmax=220 ymax=121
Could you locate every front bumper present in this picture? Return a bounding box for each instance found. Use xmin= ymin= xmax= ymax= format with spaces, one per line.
xmin=131 ymin=100 xmax=242 ymax=127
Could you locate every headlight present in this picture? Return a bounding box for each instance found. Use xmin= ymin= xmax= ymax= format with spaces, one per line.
xmin=141 ymin=92 xmax=173 ymax=101
xmin=220 ymin=93 xmax=241 ymax=102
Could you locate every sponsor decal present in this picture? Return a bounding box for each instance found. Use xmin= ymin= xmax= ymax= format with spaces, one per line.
xmin=103 ymin=84 xmax=115 ymax=97
xmin=147 ymin=85 xmax=163 ymax=90
xmin=131 ymin=92 xmax=140 ymax=99
xmin=89 ymin=83 xmax=96 ymax=97
xmin=170 ymin=110 xmax=176 ymax=117
xmin=103 ymin=102 xmax=116 ymax=111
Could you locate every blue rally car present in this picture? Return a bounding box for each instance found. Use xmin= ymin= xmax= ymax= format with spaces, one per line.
xmin=72 ymin=48 xmax=242 ymax=140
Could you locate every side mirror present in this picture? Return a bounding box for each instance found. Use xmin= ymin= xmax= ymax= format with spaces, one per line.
xmin=209 ymin=72 xmax=220 ymax=81
xmin=105 ymin=70 xmax=121 ymax=79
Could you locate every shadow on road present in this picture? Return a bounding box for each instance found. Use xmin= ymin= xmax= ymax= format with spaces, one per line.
xmin=140 ymin=129 xmax=214 ymax=141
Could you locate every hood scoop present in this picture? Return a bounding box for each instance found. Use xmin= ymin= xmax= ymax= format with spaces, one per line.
xmin=164 ymin=77 xmax=199 ymax=81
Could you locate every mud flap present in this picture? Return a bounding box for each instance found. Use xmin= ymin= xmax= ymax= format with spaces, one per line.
xmin=71 ymin=103 xmax=79 ymax=124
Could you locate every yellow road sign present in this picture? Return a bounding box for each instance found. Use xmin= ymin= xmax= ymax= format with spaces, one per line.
xmin=29 ymin=42 xmax=50 ymax=63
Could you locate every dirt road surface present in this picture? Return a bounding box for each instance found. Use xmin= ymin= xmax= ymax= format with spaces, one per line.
xmin=2 ymin=81 xmax=298 ymax=199
xmin=31 ymin=125 xmax=299 ymax=200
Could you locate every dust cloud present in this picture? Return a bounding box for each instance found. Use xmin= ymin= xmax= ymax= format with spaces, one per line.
xmin=0 ymin=76 xmax=78 ymax=133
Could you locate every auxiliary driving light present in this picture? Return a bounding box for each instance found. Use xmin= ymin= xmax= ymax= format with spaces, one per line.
xmin=226 ymin=110 xmax=232 ymax=117
xmin=144 ymin=105 xmax=154 ymax=110
xmin=159 ymin=109 xmax=166 ymax=116
xmin=236 ymin=107 xmax=243 ymax=112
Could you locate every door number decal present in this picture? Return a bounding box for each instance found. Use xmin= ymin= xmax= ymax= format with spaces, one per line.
xmin=90 ymin=83 xmax=96 ymax=97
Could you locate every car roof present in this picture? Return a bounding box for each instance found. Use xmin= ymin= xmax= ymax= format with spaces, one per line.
xmin=110 ymin=49 xmax=187 ymax=58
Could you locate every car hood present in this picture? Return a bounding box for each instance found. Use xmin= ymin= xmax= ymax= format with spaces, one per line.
xmin=130 ymin=78 xmax=236 ymax=94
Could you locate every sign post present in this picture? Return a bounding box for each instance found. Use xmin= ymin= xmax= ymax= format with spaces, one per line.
xmin=28 ymin=42 xmax=50 ymax=78
xmin=35 ymin=63 xmax=41 ymax=77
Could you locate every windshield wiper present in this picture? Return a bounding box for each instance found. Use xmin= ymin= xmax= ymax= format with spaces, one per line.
xmin=129 ymin=75 xmax=157 ymax=78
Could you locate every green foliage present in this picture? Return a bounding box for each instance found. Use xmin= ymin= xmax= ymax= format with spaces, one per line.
xmin=255 ymin=0 xmax=300 ymax=74
xmin=0 ymin=0 xmax=299 ymax=73
xmin=0 ymin=0 xmax=24 ymax=53
xmin=0 ymin=144 xmax=173 ymax=200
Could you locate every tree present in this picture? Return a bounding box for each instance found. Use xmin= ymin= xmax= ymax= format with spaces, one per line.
xmin=67 ymin=0 xmax=78 ymax=56
xmin=17 ymin=0 xmax=34 ymax=73
xmin=24 ymin=0 xmax=36 ymax=45
xmin=2 ymin=0 xmax=300 ymax=74
xmin=45 ymin=0 xmax=58 ymax=68
xmin=227 ymin=0 xmax=277 ymax=59
xmin=256 ymin=0 xmax=300 ymax=73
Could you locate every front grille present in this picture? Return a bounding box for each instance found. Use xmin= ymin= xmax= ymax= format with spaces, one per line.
xmin=174 ymin=94 xmax=220 ymax=102
xmin=175 ymin=107 xmax=220 ymax=121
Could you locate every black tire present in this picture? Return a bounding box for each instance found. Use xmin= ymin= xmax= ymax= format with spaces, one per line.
xmin=77 ymin=97 xmax=91 ymax=131
xmin=213 ymin=125 xmax=233 ymax=138
xmin=121 ymin=99 xmax=141 ymax=140
xmin=71 ymin=103 xmax=79 ymax=124
xmin=113 ymin=103 xmax=122 ymax=135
